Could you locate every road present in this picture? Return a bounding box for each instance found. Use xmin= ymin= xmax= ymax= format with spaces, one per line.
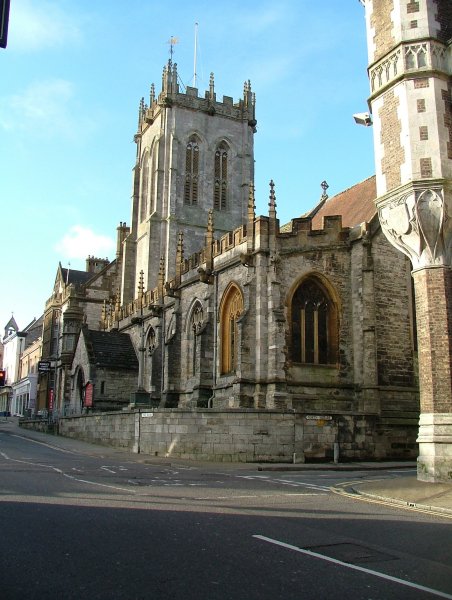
xmin=1 ymin=421 xmax=452 ymax=600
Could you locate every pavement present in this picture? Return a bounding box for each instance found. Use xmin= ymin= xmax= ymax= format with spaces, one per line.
xmin=2 ymin=416 xmax=452 ymax=516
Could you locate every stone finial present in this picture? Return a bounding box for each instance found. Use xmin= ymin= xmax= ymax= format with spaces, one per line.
xmin=137 ymin=270 xmax=145 ymax=299
xmin=101 ymin=299 xmax=107 ymax=325
xmin=206 ymin=209 xmax=214 ymax=244
xmin=176 ymin=231 xmax=184 ymax=263
xmin=172 ymin=62 xmax=178 ymax=93
xmin=209 ymin=72 xmax=215 ymax=99
xmin=150 ymin=83 xmax=155 ymax=105
xmin=175 ymin=232 xmax=184 ymax=288
xmin=138 ymin=97 xmax=145 ymax=127
xmin=248 ymin=182 xmax=256 ymax=221
xmin=269 ymin=180 xmax=277 ymax=219
xmin=157 ymin=256 xmax=165 ymax=300
xmin=321 ymin=180 xmax=329 ymax=199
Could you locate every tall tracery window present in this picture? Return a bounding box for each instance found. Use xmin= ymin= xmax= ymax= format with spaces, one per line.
xmin=184 ymin=136 xmax=199 ymax=205
xmin=214 ymin=142 xmax=228 ymax=210
xmin=290 ymin=278 xmax=337 ymax=365
xmin=140 ymin=153 xmax=150 ymax=221
xmin=220 ymin=284 xmax=244 ymax=375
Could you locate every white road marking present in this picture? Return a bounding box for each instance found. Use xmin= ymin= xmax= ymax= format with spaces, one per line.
xmin=0 ymin=451 xmax=134 ymax=493
xmin=9 ymin=434 xmax=78 ymax=454
xmin=237 ymin=474 xmax=330 ymax=492
xmin=100 ymin=466 xmax=116 ymax=473
xmin=196 ymin=492 xmax=326 ymax=501
xmin=253 ymin=535 xmax=452 ymax=599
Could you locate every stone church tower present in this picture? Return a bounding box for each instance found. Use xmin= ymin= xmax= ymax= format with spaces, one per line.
xmin=362 ymin=0 xmax=452 ymax=481
xmin=120 ymin=61 xmax=256 ymax=304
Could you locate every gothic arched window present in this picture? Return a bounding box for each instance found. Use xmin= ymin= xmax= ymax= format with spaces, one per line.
xmin=140 ymin=153 xmax=150 ymax=222
xmin=290 ymin=277 xmax=338 ymax=365
xmin=220 ymin=284 xmax=244 ymax=374
xmin=184 ymin=136 xmax=199 ymax=205
xmin=214 ymin=142 xmax=228 ymax=210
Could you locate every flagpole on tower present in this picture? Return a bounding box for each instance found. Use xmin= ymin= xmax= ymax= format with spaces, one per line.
xmin=193 ymin=22 xmax=198 ymax=88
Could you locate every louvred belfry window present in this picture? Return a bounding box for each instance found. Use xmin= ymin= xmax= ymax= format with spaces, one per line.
xmin=214 ymin=143 xmax=228 ymax=210
xmin=290 ymin=278 xmax=338 ymax=365
xmin=184 ymin=137 xmax=199 ymax=205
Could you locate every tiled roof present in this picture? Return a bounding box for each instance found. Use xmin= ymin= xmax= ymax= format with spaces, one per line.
xmin=83 ymin=329 xmax=138 ymax=370
xmin=311 ymin=175 xmax=377 ymax=229
xmin=61 ymin=268 xmax=93 ymax=286
xmin=24 ymin=315 xmax=44 ymax=347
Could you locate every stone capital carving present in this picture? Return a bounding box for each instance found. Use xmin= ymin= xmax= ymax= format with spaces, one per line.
xmin=378 ymin=187 xmax=452 ymax=269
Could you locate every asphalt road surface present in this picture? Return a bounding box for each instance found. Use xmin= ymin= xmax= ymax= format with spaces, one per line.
xmin=1 ymin=422 xmax=452 ymax=600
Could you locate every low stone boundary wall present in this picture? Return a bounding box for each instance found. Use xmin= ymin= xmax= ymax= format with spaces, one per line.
xmin=58 ymin=409 xmax=300 ymax=462
xmin=20 ymin=418 xmax=55 ymax=434
xmin=46 ymin=408 xmax=417 ymax=462
xmin=20 ymin=409 xmax=418 ymax=462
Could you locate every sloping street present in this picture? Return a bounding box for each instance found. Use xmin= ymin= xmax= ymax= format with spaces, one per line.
xmin=1 ymin=422 xmax=452 ymax=599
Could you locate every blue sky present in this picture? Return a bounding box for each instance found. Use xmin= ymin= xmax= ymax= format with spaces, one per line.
xmin=0 ymin=0 xmax=374 ymax=331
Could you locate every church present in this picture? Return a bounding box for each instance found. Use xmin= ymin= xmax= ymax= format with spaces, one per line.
xmin=41 ymin=58 xmax=418 ymax=462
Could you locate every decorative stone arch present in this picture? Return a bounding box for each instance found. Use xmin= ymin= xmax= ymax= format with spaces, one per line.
xmin=219 ymin=282 xmax=244 ymax=375
xmin=287 ymin=272 xmax=340 ymax=366
xmin=185 ymin=299 xmax=205 ymax=378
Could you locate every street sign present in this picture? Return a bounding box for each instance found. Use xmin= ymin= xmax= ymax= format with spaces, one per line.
xmin=305 ymin=415 xmax=333 ymax=421
xmin=38 ymin=361 xmax=52 ymax=373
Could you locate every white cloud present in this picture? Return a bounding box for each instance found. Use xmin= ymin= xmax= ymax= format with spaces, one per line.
xmin=55 ymin=226 xmax=115 ymax=261
xmin=0 ymin=78 xmax=95 ymax=139
xmin=10 ymin=0 xmax=82 ymax=52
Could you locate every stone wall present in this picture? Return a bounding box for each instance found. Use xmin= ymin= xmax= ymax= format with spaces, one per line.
xmin=54 ymin=408 xmax=418 ymax=462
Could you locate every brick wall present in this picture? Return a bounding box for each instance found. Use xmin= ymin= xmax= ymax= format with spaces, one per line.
xmin=370 ymin=0 xmax=395 ymax=61
xmin=413 ymin=267 xmax=452 ymax=413
xmin=379 ymin=89 xmax=404 ymax=190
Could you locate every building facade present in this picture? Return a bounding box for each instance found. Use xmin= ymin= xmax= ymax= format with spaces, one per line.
xmin=11 ymin=315 xmax=43 ymax=417
xmin=66 ymin=67 xmax=420 ymax=461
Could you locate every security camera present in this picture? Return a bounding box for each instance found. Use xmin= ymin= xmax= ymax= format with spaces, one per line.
xmin=353 ymin=112 xmax=372 ymax=126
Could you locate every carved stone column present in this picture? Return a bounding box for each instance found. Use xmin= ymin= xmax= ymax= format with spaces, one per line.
xmin=362 ymin=0 xmax=452 ymax=482
xmin=377 ymin=183 xmax=452 ymax=481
